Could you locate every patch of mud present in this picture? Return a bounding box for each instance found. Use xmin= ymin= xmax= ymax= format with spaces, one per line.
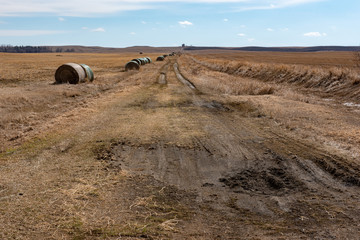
xmin=198 ymin=100 xmax=231 ymax=112
xmin=219 ymin=167 xmax=304 ymax=196
xmin=94 ymin=139 xmax=224 ymax=190
xmin=94 ymin=141 xmax=122 ymax=170
xmin=311 ymin=155 xmax=360 ymax=186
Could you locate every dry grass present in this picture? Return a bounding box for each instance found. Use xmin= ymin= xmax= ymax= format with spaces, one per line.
xmin=187 ymin=50 xmax=357 ymax=68
xmin=0 ymin=61 xmax=190 ymax=239
xmin=354 ymin=51 xmax=360 ymax=69
xmin=183 ymin=54 xmax=360 ymax=103
xmin=177 ymin=52 xmax=360 ymax=160
xmin=0 ymin=52 xmax=160 ymax=84
xmin=177 ymin=56 xmax=276 ymax=96
xmin=0 ymin=52 xmax=165 ymax=152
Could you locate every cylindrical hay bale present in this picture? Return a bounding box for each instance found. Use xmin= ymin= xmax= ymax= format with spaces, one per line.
xmin=146 ymin=57 xmax=152 ymax=63
xmin=140 ymin=58 xmax=147 ymax=65
xmin=55 ymin=63 xmax=86 ymax=84
xmin=156 ymin=56 xmax=165 ymax=61
xmin=137 ymin=58 xmax=144 ymax=65
xmin=125 ymin=61 xmax=140 ymax=71
xmin=79 ymin=64 xmax=94 ymax=82
xmin=131 ymin=59 xmax=142 ymax=65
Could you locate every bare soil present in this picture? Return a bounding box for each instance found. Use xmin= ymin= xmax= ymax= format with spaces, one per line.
xmin=0 ymin=53 xmax=359 ymax=239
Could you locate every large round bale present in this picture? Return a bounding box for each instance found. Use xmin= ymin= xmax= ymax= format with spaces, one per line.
xmin=136 ymin=58 xmax=144 ymax=65
xmin=55 ymin=63 xmax=86 ymax=84
xmin=139 ymin=58 xmax=148 ymax=65
xmin=125 ymin=61 xmax=140 ymax=71
xmin=156 ymin=56 xmax=165 ymax=61
xmin=79 ymin=64 xmax=94 ymax=82
xmin=145 ymin=57 xmax=152 ymax=63
xmin=131 ymin=59 xmax=142 ymax=65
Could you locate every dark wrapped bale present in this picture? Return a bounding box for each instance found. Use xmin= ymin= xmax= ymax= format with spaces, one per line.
xmin=156 ymin=56 xmax=165 ymax=61
xmin=55 ymin=63 xmax=86 ymax=84
xmin=125 ymin=61 xmax=140 ymax=71
xmin=79 ymin=64 xmax=94 ymax=82
xmin=145 ymin=57 xmax=152 ymax=63
xmin=131 ymin=59 xmax=142 ymax=65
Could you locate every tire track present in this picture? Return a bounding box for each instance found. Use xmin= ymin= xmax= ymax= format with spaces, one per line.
xmin=158 ymin=60 xmax=170 ymax=85
xmin=173 ymin=62 xmax=196 ymax=90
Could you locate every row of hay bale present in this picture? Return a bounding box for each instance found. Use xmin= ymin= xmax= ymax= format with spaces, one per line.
xmin=55 ymin=63 xmax=94 ymax=84
xmin=125 ymin=57 xmax=152 ymax=71
xmin=54 ymin=53 xmax=176 ymax=84
xmin=156 ymin=52 xmax=177 ymax=61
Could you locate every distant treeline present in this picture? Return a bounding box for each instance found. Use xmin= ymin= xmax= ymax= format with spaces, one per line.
xmin=0 ymin=45 xmax=76 ymax=53
xmin=0 ymin=45 xmax=52 ymax=53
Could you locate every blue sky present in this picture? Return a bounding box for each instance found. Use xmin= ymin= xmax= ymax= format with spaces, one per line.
xmin=0 ymin=0 xmax=359 ymax=47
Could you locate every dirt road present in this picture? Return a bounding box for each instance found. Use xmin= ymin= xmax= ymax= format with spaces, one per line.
xmin=1 ymin=56 xmax=359 ymax=239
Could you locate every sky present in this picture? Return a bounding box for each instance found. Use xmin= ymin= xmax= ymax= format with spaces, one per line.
xmin=0 ymin=0 xmax=359 ymax=47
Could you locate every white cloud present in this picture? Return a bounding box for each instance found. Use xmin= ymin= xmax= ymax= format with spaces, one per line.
xmin=0 ymin=30 xmax=64 ymax=36
xmin=141 ymin=21 xmax=147 ymax=24
xmin=179 ymin=20 xmax=193 ymax=26
xmin=240 ymin=25 xmax=246 ymax=28
xmin=130 ymin=32 xmax=136 ymax=35
xmin=267 ymin=28 xmax=274 ymax=31
xmin=281 ymin=28 xmax=289 ymax=31
xmin=58 ymin=17 xmax=65 ymax=21
xmin=0 ymin=0 xmax=325 ymax=16
xmin=91 ymin=27 xmax=105 ymax=32
xmin=223 ymin=18 xmax=229 ymax=22
xmin=248 ymin=38 xmax=255 ymax=42
xmin=237 ymin=33 xmax=246 ymax=37
xmin=82 ymin=27 xmax=89 ymax=30
xmin=237 ymin=0 xmax=325 ymax=11
xmin=304 ymin=32 xmax=327 ymax=37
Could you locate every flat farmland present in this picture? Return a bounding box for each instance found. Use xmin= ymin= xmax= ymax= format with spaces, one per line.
xmin=188 ymin=50 xmax=357 ymax=68
xmin=0 ymin=51 xmax=360 ymax=239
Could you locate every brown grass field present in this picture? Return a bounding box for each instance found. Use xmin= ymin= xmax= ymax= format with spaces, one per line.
xmin=0 ymin=51 xmax=360 ymax=239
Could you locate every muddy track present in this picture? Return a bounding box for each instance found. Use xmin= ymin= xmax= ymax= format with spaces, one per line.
xmin=177 ymin=55 xmax=360 ymax=187
xmin=97 ymin=56 xmax=360 ymax=238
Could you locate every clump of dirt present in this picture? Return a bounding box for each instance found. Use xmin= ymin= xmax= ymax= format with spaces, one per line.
xmin=219 ymin=167 xmax=304 ymax=196
xmin=312 ymin=155 xmax=360 ymax=186
xmin=200 ymin=100 xmax=231 ymax=112
xmin=93 ymin=141 xmax=122 ymax=170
